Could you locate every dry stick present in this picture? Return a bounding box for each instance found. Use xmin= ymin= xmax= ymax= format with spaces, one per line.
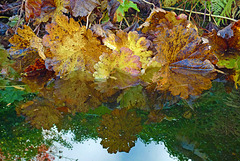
xmin=0 ymin=5 xmax=21 ymax=13
xmin=142 ymin=0 xmax=155 ymax=8
xmin=15 ymin=0 xmax=25 ymax=34
xmin=164 ymin=6 xmax=238 ymax=22
xmin=86 ymin=10 xmax=93 ymax=29
xmin=123 ymin=16 xmax=130 ymax=27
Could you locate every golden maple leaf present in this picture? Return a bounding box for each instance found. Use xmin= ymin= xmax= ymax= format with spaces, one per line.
xmin=9 ymin=25 xmax=46 ymax=60
xmin=97 ymin=108 xmax=142 ymax=153
xmin=43 ymin=14 xmax=110 ymax=76
xmin=152 ymin=25 xmax=216 ymax=99
xmin=93 ymin=47 xmax=142 ymax=81
xmin=103 ymin=30 xmax=152 ymax=68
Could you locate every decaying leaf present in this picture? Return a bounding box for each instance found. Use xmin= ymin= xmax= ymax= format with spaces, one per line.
xmin=69 ymin=0 xmax=100 ymax=17
xmin=103 ymin=30 xmax=152 ymax=68
xmin=152 ymin=25 xmax=216 ymax=99
xmin=25 ymin=0 xmax=68 ymax=24
xmin=206 ymin=20 xmax=240 ymax=87
xmin=43 ymin=14 xmax=110 ymax=75
xmin=9 ymin=25 xmax=46 ymax=59
xmin=138 ymin=7 xmax=189 ymax=36
xmin=97 ymin=108 xmax=142 ymax=153
xmin=20 ymin=99 xmax=62 ymax=129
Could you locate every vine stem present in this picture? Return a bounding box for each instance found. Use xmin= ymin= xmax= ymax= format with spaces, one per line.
xmin=163 ymin=6 xmax=238 ymax=22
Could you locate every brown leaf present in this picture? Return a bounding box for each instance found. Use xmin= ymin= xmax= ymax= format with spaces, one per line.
xmin=69 ymin=0 xmax=100 ymax=17
xmin=152 ymin=25 xmax=216 ymax=99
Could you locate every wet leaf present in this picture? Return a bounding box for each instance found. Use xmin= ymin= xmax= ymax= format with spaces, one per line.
xmin=94 ymin=47 xmax=142 ymax=81
xmin=152 ymin=25 xmax=216 ymax=99
xmin=97 ymin=108 xmax=142 ymax=153
xmin=43 ymin=14 xmax=110 ymax=75
xmin=103 ymin=30 xmax=152 ymax=68
xmin=69 ymin=0 xmax=100 ymax=17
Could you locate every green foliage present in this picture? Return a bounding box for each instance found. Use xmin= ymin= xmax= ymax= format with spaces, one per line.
xmin=207 ymin=0 xmax=235 ymax=25
xmin=115 ymin=0 xmax=140 ymax=22
xmin=0 ymin=87 xmax=27 ymax=104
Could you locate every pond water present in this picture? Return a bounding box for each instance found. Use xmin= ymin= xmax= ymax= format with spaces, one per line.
xmin=1 ymin=80 xmax=240 ymax=161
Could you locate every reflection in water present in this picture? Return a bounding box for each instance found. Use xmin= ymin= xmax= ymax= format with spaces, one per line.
xmin=50 ymin=137 xmax=177 ymax=161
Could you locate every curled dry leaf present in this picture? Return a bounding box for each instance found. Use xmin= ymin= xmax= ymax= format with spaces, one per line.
xmin=153 ymin=25 xmax=216 ymax=99
xmin=43 ymin=14 xmax=110 ymax=75
xmin=103 ymin=30 xmax=152 ymax=68
xmin=97 ymin=108 xmax=142 ymax=153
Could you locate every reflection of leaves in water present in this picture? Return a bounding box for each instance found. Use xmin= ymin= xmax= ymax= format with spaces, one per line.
xmin=20 ymin=99 xmax=62 ymax=129
xmin=117 ymin=85 xmax=148 ymax=110
xmin=97 ymin=108 xmax=142 ymax=153
xmin=53 ymin=71 xmax=102 ymax=114
xmin=152 ymin=25 xmax=216 ymax=99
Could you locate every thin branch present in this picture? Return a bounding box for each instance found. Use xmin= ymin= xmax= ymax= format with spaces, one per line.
xmin=142 ymin=0 xmax=155 ymax=8
xmin=15 ymin=0 xmax=25 ymax=34
xmin=164 ymin=6 xmax=238 ymax=22
xmin=0 ymin=5 xmax=21 ymax=13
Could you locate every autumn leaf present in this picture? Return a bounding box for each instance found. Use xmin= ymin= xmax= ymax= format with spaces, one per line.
xmin=138 ymin=7 xmax=189 ymax=36
xmin=206 ymin=20 xmax=240 ymax=87
xmin=103 ymin=30 xmax=152 ymax=68
xmin=152 ymin=25 xmax=216 ymax=99
xmin=25 ymin=0 xmax=68 ymax=24
xmin=94 ymin=47 xmax=142 ymax=81
xmin=20 ymin=99 xmax=62 ymax=129
xmin=43 ymin=14 xmax=110 ymax=76
xmin=69 ymin=0 xmax=100 ymax=17
xmin=97 ymin=108 xmax=142 ymax=153
xmin=9 ymin=25 xmax=46 ymax=60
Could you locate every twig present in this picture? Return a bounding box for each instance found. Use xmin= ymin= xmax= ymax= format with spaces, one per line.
xmin=0 ymin=5 xmax=21 ymax=13
xmin=86 ymin=10 xmax=93 ymax=29
xmin=142 ymin=0 xmax=155 ymax=8
xmin=15 ymin=0 xmax=25 ymax=34
xmin=123 ymin=16 xmax=130 ymax=27
xmin=163 ymin=6 xmax=238 ymax=22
